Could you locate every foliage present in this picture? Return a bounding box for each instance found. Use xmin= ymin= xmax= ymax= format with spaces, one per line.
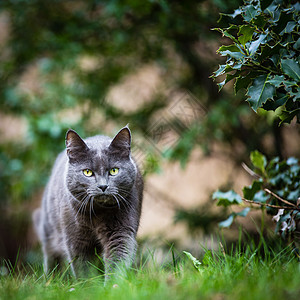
xmin=213 ymin=0 xmax=300 ymax=124
xmin=213 ymin=151 xmax=300 ymax=242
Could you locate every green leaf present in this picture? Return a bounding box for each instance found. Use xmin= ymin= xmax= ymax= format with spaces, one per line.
xmin=247 ymin=74 xmax=276 ymax=111
xmin=281 ymin=59 xmax=300 ymax=82
xmin=262 ymin=94 xmax=289 ymax=111
xmin=217 ymin=73 xmax=238 ymax=91
xmin=213 ymin=65 xmax=227 ymax=77
xmin=213 ymin=64 xmax=233 ymax=77
xmin=243 ymin=180 xmax=263 ymax=200
xmin=217 ymin=45 xmax=240 ymax=53
xmin=250 ymin=150 xmax=267 ymax=173
xmin=249 ymin=33 xmax=268 ymax=56
xmin=219 ymin=214 xmax=235 ymax=228
xmin=213 ymin=190 xmax=242 ymax=207
xmin=234 ymin=76 xmax=252 ymax=93
xmin=217 ymin=45 xmax=245 ymax=60
xmin=238 ymin=25 xmax=255 ymax=46
xmin=236 ymin=207 xmax=251 ymax=217
xmin=219 ymin=208 xmax=250 ymax=228
xmin=279 ymin=108 xmax=300 ymax=124
xmin=243 ymin=5 xmax=259 ymax=22
xmin=294 ymin=38 xmax=300 ymax=50
xmin=253 ymin=190 xmax=269 ymax=204
xmin=279 ymin=21 xmax=297 ymax=35
xmin=267 ymin=75 xmax=285 ymax=87
xmin=183 ymin=251 xmax=202 ymax=272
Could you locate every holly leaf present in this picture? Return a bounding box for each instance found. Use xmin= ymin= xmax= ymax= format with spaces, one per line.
xmin=243 ymin=180 xmax=263 ymax=200
xmin=219 ymin=214 xmax=235 ymax=228
xmin=213 ymin=190 xmax=242 ymax=207
xmin=281 ymin=59 xmax=300 ymax=82
xmin=219 ymin=208 xmax=250 ymax=228
xmin=243 ymin=5 xmax=259 ymax=22
xmin=249 ymin=33 xmax=268 ymax=56
xmin=238 ymin=25 xmax=255 ymax=45
xmin=267 ymin=75 xmax=285 ymax=87
xmin=279 ymin=108 xmax=300 ymax=124
xmin=250 ymin=150 xmax=267 ymax=173
xmin=234 ymin=76 xmax=252 ymax=93
xmin=247 ymin=74 xmax=276 ymax=111
xmin=217 ymin=45 xmax=245 ymax=60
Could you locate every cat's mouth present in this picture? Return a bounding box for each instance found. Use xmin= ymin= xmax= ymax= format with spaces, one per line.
xmin=93 ymin=194 xmax=118 ymax=208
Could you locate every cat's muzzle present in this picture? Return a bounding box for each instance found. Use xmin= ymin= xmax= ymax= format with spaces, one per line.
xmin=94 ymin=194 xmax=118 ymax=208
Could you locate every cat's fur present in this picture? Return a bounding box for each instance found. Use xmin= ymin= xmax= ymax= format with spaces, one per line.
xmin=33 ymin=126 xmax=143 ymax=281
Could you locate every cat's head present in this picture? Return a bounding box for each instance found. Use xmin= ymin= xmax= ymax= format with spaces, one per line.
xmin=65 ymin=126 xmax=137 ymax=210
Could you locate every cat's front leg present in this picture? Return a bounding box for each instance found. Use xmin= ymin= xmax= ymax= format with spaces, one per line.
xmin=102 ymin=232 xmax=137 ymax=283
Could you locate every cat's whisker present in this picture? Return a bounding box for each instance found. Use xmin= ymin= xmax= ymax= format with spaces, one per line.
xmin=75 ymin=194 xmax=90 ymax=219
xmin=89 ymin=196 xmax=94 ymax=226
xmin=112 ymin=194 xmax=121 ymax=210
xmin=113 ymin=193 xmax=133 ymax=213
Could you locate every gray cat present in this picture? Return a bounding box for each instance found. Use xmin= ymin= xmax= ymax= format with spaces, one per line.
xmin=33 ymin=126 xmax=143 ymax=282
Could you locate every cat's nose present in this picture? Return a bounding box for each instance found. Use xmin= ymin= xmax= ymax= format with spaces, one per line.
xmin=98 ymin=184 xmax=108 ymax=192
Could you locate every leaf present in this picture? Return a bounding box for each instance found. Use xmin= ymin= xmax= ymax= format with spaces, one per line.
xmin=219 ymin=208 xmax=250 ymax=228
xmin=238 ymin=25 xmax=255 ymax=45
xmin=217 ymin=45 xmax=240 ymax=53
xmin=243 ymin=5 xmax=259 ymax=22
xmin=294 ymin=38 xmax=300 ymax=50
xmin=279 ymin=108 xmax=300 ymax=124
xmin=267 ymin=75 xmax=285 ymax=87
xmin=262 ymin=94 xmax=289 ymax=111
xmin=250 ymin=150 xmax=267 ymax=173
xmin=247 ymin=74 xmax=276 ymax=111
xmin=228 ymin=8 xmax=242 ymax=18
xmin=217 ymin=45 xmax=245 ymax=60
xmin=213 ymin=190 xmax=242 ymax=207
xmin=281 ymin=59 xmax=300 ymax=81
xmin=219 ymin=214 xmax=235 ymax=228
xmin=183 ymin=251 xmax=202 ymax=272
xmin=234 ymin=76 xmax=252 ymax=93
xmin=279 ymin=21 xmax=297 ymax=35
xmin=213 ymin=64 xmax=227 ymax=77
xmin=243 ymin=180 xmax=263 ymax=200
xmin=213 ymin=64 xmax=234 ymax=78
xmin=253 ymin=190 xmax=269 ymax=203
xmin=249 ymin=33 xmax=268 ymax=56
xmin=236 ymin=207 xmax=251 ymax=217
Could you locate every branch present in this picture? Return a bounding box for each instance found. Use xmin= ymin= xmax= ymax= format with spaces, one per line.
xmin=242 ymin=198 xmax=300 ymax=211
xmin=264 ymin=188 xmax=298 ymax=208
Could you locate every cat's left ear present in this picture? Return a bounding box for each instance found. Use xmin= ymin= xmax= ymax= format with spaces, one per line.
xmin=66 ymin=129 xmax=89 ymax=162
xmin=109 ymin=126 xmax=131 ymax=156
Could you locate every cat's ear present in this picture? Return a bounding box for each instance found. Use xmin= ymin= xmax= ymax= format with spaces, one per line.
xmin=109 ymin=126 xmax=131 ymax=156
xmin=65 ymin=129 xmax=89 ymax=162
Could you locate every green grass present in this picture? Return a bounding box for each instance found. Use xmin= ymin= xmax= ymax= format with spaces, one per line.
xmin=1 ymin=242 xmax=300 ymax=300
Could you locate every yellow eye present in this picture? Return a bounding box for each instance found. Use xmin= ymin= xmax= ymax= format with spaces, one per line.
xmin=83 ymin=169 xmax=93 ymax=177
xmin=109 ymin=168 xmax=119 ymax=176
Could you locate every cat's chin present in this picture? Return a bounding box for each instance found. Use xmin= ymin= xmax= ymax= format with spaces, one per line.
xmin=94 ymin=195 xmax=118 ymax=208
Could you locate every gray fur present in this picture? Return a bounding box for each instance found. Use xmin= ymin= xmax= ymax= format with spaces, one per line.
xmin=33 ymin=127 xmax=143 ymax=282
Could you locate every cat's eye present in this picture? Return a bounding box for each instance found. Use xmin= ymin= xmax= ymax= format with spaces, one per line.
xmin=109 ymin=168 xmax=119 ymax=176
xmin=83 ymin=169 xmax=93 ymax=177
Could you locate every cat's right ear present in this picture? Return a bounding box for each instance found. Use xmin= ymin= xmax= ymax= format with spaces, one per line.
xmin=65 ymin=129 xmax=89 ymax=162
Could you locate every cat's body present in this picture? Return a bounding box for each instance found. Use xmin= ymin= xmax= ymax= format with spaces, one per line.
xmin=33 ymin=127 xmax=143 ymax=280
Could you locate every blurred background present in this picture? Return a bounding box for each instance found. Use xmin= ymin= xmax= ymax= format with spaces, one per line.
xmin=0 ymin=0 xmax=299 ymax=265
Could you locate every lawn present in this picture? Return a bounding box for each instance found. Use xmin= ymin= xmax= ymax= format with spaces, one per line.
xmin=0 ymin=241 xmax=299 ymax=300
